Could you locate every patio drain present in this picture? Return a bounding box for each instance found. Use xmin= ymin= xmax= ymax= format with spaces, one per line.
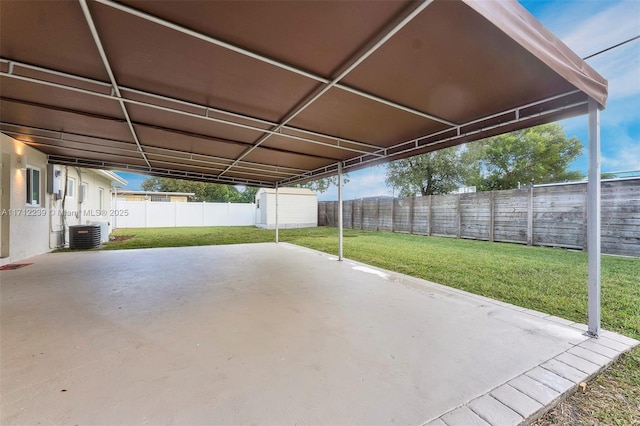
xmin=0 ymin=263 xmax=33 ymax=271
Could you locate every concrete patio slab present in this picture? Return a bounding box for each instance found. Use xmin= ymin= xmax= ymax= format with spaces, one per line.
xmin=1 ymin=243 xmax=637 ymax=425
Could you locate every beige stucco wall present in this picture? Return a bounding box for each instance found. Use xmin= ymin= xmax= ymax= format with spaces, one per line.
xmin=59 ymin=167 xmax=112 ymax=228
xmin=0 ymin=134 xmax=116 ymax=265
xmin=122 ymin=194 xmax=146 ymax=202
xmin=1 ymin=133 xmax=50 ymax=264
xmin=170 ymin=195 xmax=188 ymax=203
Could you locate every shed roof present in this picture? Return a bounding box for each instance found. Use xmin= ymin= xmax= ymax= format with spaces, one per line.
xmin=114 ymin=190 xmax=195 ymax=197
xmin=0 ymin=0 xmax=607 ymax=188
xmin=94 ymin=169 xmax=128 ymax=186
xmin=258 ymin=188 xmax=317 ymax=197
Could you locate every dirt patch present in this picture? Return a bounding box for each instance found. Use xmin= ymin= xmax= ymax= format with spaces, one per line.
xmin=110 ymin=235 xmax=134 ymax=242
xmin=533 ymin=349 xmax=640 ymax=425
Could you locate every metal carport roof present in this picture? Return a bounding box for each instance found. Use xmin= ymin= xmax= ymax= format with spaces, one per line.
xmin=0 ymin=0 xmax=609 ymax=338
xmin=0 ymin=0 xmax=607 ymax=188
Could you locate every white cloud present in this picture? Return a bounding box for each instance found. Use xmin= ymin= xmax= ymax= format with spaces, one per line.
xmin=602 ymin=149 xmax=640 ymax=172
xmin=343 ymin=166 xmax=394 ymax=199
xmin=541 ymin=1 xmax=640 ymax=175
xmin=588 ymin=43 xmax=640 ymax=100
xmin=348 ymin=169 xmax=387 ymax=187
xmin=317 ymin=165 xmax=393 ymax=201
xmin=529 ymin=0 xmax=640 ymax=100
xmin=559 ymin=2 xmax=640 ymax=58
xmin=600 ymin=128 xmax=640 ymax=171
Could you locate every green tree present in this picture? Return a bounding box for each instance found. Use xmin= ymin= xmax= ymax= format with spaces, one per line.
xmin=300 ymin=175 xmax=349 ymax=193
xmin=234 ymin=186 xmax=259 ymax=203
xmin=385 ymin=146 xmax=463 ymax=196
xmin=141 ymin=177 xmax=243 ymax=202
xmin=464 ymin=123 xmax=583 ymax=191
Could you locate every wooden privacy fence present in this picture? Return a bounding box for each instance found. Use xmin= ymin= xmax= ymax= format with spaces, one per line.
xmin=318 ymin=178 xmax=640 ymax=257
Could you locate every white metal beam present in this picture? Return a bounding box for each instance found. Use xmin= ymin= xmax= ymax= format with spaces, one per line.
xmin=587 ymin=97 xmax=601 ymax=337
xmin=12 ymin=137 xmax=295 ymax=181
xmin=275 ymin=183 xmax=279 ymax=243
xmin=218 ymin=0 xmax=435 ymax=178
xmin=0 ymin=59 xmax=384 ymax=157
xmin=338 ymin=162 xmax=344 ymax=261
xmin=0 ymin=122 xmax=307 ymax=176
xmin=48 ymin=155 xmax=273 ymax=187
xmin=95 ymin=0 xmax=455 ymax=128
xmin=0 ymin=56 xmax=588 ymax=190
xmin=79 ymin=0 xmax=151 ymax=169
xmin=279 ymin=91 xmax=588 ymax=186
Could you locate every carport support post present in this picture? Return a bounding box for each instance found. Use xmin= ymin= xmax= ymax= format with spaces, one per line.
xmin=587 ymin=97 xmax=601 ymax=337
xmin=338 ymin=162 xmax=344 ymax=261
xmin=275 ymin=183 xmax=279 ymax=243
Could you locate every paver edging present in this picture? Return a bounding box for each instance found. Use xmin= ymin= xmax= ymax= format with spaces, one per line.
xmin=425 ymin=331 xmax=639 ymax=426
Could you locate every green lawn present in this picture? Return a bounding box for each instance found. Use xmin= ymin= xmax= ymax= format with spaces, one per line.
xmin=107 ymin=226 xmax=639 ymax=424
xmin=105 ymin=226 xmax=276 ymax=249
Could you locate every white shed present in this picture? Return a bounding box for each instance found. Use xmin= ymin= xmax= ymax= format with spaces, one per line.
xmin=255 ymin=188 xmax=317 ymax=229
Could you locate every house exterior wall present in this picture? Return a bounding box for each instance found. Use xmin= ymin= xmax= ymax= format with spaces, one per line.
xmin=0 ymin=134 xmax=117 ymax=265
xmin=122 ymin=194 xmax=147 ymax=202
xmin=255 ymin=188 xmax=317 ymax=229
xmin=1 ymin=133 xmax=50 ymax=264
xmin=58 ymin=167 xmax=114 ymax=243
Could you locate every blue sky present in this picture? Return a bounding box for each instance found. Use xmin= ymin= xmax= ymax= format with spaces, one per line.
xmin=117 ymin=0 xmax=640 ymax=201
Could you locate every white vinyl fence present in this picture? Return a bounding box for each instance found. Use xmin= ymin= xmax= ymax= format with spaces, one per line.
xmin=112 ymin=201 xmax=256 ymax=229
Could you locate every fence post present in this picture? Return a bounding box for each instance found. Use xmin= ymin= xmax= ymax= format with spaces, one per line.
xmin=325 ymin=202 xmax=329 ymax=226
xmin=428 ymin=195 xmax=433 ymax=236
xmin=489 ymin=191 xmax=495 ymax=242
xmin=376 ymin=197 xmax=380 ymax=231
xmin=360 ymin=199 xmax=364 ymax=230
xmin=457 ymin=193 xmax=462 ymax=239
xmin=391 ymin=197 xmax=395 ymax=233
xmin=351 ymin=200 xmax=355 ymax=229
xmin=527 ymin=186 xmax=534 ymax=246
xmin=409 ymin=196 xmax=415 ymax=235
